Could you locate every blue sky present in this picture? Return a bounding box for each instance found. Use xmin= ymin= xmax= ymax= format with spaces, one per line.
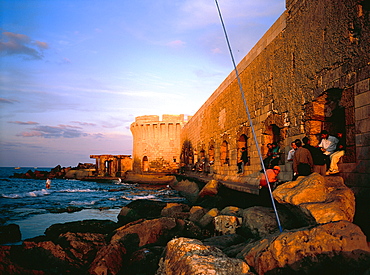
xmin=0 ymin=0 xmax=285 ymax=167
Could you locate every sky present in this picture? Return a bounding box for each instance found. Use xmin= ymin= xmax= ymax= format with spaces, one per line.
xmin=0 ymin=0 xmax=285 ymax=168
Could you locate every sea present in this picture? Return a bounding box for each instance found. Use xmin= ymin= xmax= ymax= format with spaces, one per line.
xmin=0 ymin=167 xmax=187 ymax=241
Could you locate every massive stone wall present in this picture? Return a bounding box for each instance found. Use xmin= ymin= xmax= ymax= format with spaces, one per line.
xmin=180 ymin=0 xmax=370 ymax=190
xmin=130 ymin=115 xmax=187 ymax=173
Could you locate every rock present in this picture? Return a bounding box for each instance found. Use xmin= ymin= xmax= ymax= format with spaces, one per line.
xmin=44 ymin=219 xmax=119 ymax=240
xmin=198 ymin=208 xmax=219 ymax=228
xmin=0 ymin=224 xmax=21 ymax=244
xmin=273 ymin=173 xmax=355 ymax=224
xmin=57 ymin=232 xmax=106 ymax=268
xmin=117 ymin=199 xmax=167 ymax=225
xmin=220 ymin=206 xmax=243 ymax=216
xmin=202 ymin=234 xmax=246 ymax=250
xmin=161 ymin=203 xmax=190 ymax=219
xmin=238 ymin=220 xmax=370 ymax=274
xmin=110 ymin=217 xmax=182 ymax=247
xmin=214 ymin=215 xmax=242 ymax=235
xmin=89 ymin=241 xmax=127 ymax=275
xmin=241 ymin=206 xmax=289 ymax=238
xmin=169 ymin=179 xmax=199 ymax=203
xmin=125 ymin=246 xmax=164 ymax=275
xmin=156 ymin=237 xmax=250 ymax=275
xmin=197 ymin=179 xmax=221 ymax=199
xmin=188 ymin=206 xmax=208 ymax=224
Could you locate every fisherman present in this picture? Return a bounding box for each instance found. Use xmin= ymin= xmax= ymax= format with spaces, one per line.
xmin=46 ymin=178 xmax=51 ymax=189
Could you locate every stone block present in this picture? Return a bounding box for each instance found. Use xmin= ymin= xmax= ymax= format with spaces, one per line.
xmin=356 ymin=132 xmax=370 ymax=146
xmin=354 ymin=78 xmax=370 ymax=95
xmin=355 ymin=104 xmax=370 ymax=121
xmin=355 ymin=91 xmax=370 ymax=108
xmin=356 ymin=118 xmax=370 ymax=133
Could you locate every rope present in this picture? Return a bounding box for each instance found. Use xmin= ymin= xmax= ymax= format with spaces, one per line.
xmin=214 ymin=0 xmax=283 ymax=232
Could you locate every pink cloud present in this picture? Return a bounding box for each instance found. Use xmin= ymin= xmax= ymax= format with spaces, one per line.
xmin=167 ymin=40 xmax=186 ymax=48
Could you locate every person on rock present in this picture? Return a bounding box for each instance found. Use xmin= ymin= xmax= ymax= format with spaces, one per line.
xmin=259 ymin=166 xmax=280 ymax=189
xmin=318 ymin=130 xmax=339 ymax=170
xmin=327 ymin=132 xmax=346 ymax=175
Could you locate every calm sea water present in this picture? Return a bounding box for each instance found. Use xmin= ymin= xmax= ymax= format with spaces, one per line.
xmin=0 ymin=167 xmax=186 ymax=241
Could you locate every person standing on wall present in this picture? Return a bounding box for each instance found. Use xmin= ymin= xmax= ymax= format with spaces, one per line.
xmin=237 ymin=147 xmax=248 ymax=174
xmin=293 ymin=139 xmax=314 ymax=179
xmin=327 ymin=132 xmax=346 ymax=175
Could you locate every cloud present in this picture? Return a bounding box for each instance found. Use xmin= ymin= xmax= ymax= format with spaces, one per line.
xmin=166 ymin=40 xmax=186 ymax=48
xmin=0 ymin=98 xmax=19 ymax=104
xmin=71 ymin=121 xmax=97 ymax=127
xmin=0 ymin=31 xmax=49 ymax=59
xmin=17 ymin=124 xmax=89 ymax=139
xmin=8 ymin=121 xmax=39 ymax=125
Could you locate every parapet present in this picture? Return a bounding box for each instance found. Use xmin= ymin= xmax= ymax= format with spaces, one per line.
xmin=134 ymin=114 xmax=187 ymax=124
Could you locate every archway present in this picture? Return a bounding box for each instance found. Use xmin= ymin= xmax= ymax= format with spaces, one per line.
xmin=142 ymin=156 xmax=149 ymax=172
xmin=220 ymin=141 xmax=229 ymax=165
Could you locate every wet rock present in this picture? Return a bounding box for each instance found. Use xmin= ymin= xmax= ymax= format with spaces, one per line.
xmin=161 ymin=203 xmax=190 ymax=219
xmin=0 ymin=224 xmax=21 ymax=244
xmin=44 ymin=219 xmax=119 ymax=240
xmin=111 ymin=217 xmax=182 ymax=247
xmin=273 ymin=173 xmax=355 ymax=224
xmin=169 ymin=179 xmax=199 ymax=204
xmin=57 ymin=232 xmax=106 ymax=268
xmin=117 ymin=199 xmax=167 ymax=225
xmin=238 ymin=220 xmax=370 ymax=274
xmin=156 ymin=237 xmax=250 ymax=275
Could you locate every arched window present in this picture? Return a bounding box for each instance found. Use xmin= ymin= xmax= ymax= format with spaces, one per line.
xmin=220 ymin=141 xmax=229 ymax=165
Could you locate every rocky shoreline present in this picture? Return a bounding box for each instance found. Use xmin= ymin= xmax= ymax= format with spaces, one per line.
xmin=1 ymin=173 xmax=369 ymax=274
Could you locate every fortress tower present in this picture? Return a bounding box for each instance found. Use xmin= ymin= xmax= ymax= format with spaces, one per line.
xmin=130 ymin=114 xmax=188 ymax=173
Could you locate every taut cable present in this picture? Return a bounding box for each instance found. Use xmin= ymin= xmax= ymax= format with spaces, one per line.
xmin=214 ymin=0 xmax=283 ymax=232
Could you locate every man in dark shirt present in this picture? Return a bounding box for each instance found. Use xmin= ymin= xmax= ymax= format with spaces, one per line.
xmin=293 ymin=139 xmax=313 ymax=178
xmin=302 ymin=137 xmax=326 ymax=176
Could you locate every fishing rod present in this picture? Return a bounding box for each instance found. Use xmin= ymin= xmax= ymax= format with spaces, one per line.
xmin=214 ymin=0 xmax=283 ymax=233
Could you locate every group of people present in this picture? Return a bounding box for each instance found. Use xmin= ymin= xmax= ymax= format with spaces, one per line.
xmin=288 ymin=130 xmax=345 ymax=179
xmin=259 ymin=130 xmax=345 ymax=190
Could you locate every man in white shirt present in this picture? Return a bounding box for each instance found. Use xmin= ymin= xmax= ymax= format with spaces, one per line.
xmin=318 ymin=130 xmax=339 ymax=170
xmin=318 ymin=130 xmax=339 ymax=155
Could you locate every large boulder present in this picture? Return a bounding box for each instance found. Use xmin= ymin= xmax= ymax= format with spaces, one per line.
xmin=117 ymin=199 xmax=167 ymax=225
xmin=0 ymin=224 xmax=21 ymax=244
xmin=169 ymin=179 xmax=199 ymax=203
xmin=197 ymin=179 xmax=221 ymax=199
xmin=156 ymin=237 xmax=250 ymax=275
xmin=160 ymin=203 xmax=190 ymax=219
xmin=44 ymin=219 xmax=119 ymax=240
xmin=111 ymin=217 xmax=182 ymax=247
xmin=273 ymin=173 xmax=355 ymax=224
xmin=238 ymin=220 xmax=370 ymax=274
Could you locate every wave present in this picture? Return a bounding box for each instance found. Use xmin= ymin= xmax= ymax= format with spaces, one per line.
xmin=121 ymin=194 xmax=157 ymax=201
xmin=2 ymin=189 xmax=50 ymax=199
xmin=58 ymin=189 xmax=95 ymax=193
xmin=69 ymin=200 xmax=96 ymax=205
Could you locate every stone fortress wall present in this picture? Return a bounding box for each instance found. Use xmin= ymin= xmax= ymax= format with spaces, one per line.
xmin=130 ymin=0 xmax=370 ymax=197
xmin=179 ymin=0 xmax=370 ymax=193
xmin=130 ymin=114 xmax=188 ymax=173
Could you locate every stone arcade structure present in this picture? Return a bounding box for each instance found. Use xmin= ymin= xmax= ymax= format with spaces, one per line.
xmin=90 ymin=155 xmax=132 ymax=177
xmin=131 ymin=0 xmax=370 ymax=197
xmin=130 ymin=115 xmax=188 ymax=173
